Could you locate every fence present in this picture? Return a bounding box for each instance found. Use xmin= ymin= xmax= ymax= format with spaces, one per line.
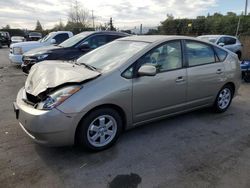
xmin=239 ymin=35 xmax=250 ymax=60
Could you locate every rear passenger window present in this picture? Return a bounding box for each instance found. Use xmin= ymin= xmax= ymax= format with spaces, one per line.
xmin=186 ymin=41 xmax=215 ymax=67
xmin=108 ymin=35 xmax=122 ymax=42
xmin=85 ymin=35 xmax=107 ymax=49
xmin=225 ymin=37 xmax=236 ymax=45
xmin=218 ymin=37 xmax=236 ymax=45
xmin=214 ymin=47 xmax=228 ymax=61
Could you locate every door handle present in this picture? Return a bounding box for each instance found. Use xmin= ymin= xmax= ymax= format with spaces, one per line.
xmin=176 ymin=76 xmax=185 ymax=83
xmin=216 ymin=69 xmax=223 ymax=74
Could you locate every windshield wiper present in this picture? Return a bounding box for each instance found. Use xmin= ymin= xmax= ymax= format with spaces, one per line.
xmin=74 ymin=61 xmax=99 ymax=72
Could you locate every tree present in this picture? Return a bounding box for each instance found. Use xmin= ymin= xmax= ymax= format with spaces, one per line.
xmin=53 ymin=19 xmax=65 ymax=31
xmin=157 ymin=12 xmax=249 ymax=36
xmin=35 ymin=20 xmax=43 ymax=31
xmin=2 ymin=25 xmax=10 ymax=29
xmin=108 ymin=17 xmax=116 ymax=31
xmin=66 ymin=0 xmax=90 ymax=33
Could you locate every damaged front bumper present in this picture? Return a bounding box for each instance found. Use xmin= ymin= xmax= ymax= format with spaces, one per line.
xmin=14 ymin=87 xmax=81 ymax=146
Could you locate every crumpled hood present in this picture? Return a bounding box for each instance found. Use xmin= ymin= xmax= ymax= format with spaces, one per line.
xmin=25 ymin=61 xmax=101 ymax=96
xmin=24 ymin=45 xmax=60 ymax=56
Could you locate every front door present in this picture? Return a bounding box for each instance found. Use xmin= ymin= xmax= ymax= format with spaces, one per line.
xmin=132 ymin=40 xmax=187 ymax=123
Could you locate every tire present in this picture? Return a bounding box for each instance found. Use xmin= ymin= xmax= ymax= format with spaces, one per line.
xmin=236 ymin=51 xmax=242 ymax=60
xmin=76 ymin=108 xmax=123 ymax=151
xmin=213 ymin=85 xmax=233 ymax=113
xmin=243 ymin=71 xmax=250 ymax=83
xmin=0 ymin=42 xmax=2 ymax=48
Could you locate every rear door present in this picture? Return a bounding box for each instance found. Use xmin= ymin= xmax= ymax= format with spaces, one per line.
xmin=185 ymin=40 xmax=226 ymax=107
xmin=132 ymin=40 xmax=187 ymax=123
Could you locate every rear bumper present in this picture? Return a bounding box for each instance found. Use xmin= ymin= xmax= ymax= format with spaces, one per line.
xmin=14 ymin=88 xmax=81 ymax=146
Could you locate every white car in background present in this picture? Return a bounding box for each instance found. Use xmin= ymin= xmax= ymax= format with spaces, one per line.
xmin=11 ymin=36 xmax=25 ymax=44
xmin=9 ymin=31 xmax=73 ymax=64
xmin=197 ymin=35 xmax=243 ymax=59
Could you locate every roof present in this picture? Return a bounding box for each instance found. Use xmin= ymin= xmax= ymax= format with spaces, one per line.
xmin=78 ymin=30 xmax=130 ymax=36
xmin=198 ymin=35 xmax=237 ymax=39
xmin=119 ymin=35 xmax=198 ymax=43
xmin=52 ymin=31 xmax=73 ymax=34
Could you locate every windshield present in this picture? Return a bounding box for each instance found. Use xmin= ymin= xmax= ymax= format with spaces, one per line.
xmin=40 ymin=33 xmax=53 ymax=43
xmin=77 ymin=40 xmax=149 ymax=71
xmin=198 ymin=36 xmax=218 ymax=43
xmin=60 ymin=32 xmax=91 ymax=47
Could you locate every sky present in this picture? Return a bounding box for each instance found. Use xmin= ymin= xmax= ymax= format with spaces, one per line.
xmin=0 ymin=0 xmax=247 ymax=30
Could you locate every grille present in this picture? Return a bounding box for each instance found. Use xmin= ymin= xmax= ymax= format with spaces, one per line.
xmin=22 ymin=56 xmax=37 ymax=65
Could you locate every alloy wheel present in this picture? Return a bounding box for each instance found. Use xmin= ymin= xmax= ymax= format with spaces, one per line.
xmin=217 ymin=88 xmax=231 ymax=110
xmin=87 ymin=115 xmax=117 ymax=147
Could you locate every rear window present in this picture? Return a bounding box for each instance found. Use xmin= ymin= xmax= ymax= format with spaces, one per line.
xmin=214 ymin=46 xmax=228 ymax=62
xmin=186 ymin=41 xmax=215 ymax=67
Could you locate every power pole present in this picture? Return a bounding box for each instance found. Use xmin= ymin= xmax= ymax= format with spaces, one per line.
xmin=140 ymin=24 xmax=142 ymax=35
xmin=245 ymin=0 xmax=248 ymax=15
xmin=236 ymin=17 xmax=241 ymax=36
xmin=91 ymin=10 xmax=95 ymax=30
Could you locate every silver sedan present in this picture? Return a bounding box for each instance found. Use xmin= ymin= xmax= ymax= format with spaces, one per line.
xmin=14 ymin=35 xmax=241 ymax=151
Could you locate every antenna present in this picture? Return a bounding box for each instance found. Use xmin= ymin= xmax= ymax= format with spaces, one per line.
xmin=245 ymin=0 xmax=248 ymax=15
xmin=91 ymin=10 xmax=95 ymax=30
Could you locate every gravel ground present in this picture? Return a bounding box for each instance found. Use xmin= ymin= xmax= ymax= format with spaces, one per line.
xmin=1 ymin=47 xmax=250 ymax=188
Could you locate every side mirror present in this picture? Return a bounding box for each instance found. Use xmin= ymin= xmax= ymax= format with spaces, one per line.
xmin=138 ymin=64 xmax=157 ymax=77
xmin=79 ymin=44 xmax=91 ymax=51
xmin=50 ymin=39 xmax=56 ymax=44
xmin=218 ymin=42 xmax=225 ymax=47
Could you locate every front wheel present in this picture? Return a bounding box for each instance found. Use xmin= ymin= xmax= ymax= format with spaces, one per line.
xmin=213 ymin=85 xmax=233 ymax=113
xmin=76 ymin=108 xmax=123 ymax=151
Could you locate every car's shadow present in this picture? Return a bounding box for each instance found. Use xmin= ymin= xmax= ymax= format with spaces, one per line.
xmin=34 ymin=107 xmax=214 ymax=168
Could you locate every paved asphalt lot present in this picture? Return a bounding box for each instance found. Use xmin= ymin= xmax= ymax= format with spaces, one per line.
xmin=1 ymin=47 xmax=250 ymax=188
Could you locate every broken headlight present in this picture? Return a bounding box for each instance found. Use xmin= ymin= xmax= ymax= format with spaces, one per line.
xmin=36 ymin=85 xmax=81 ymax=110
xmin=37 ymin=54 xmax=49 ymax=61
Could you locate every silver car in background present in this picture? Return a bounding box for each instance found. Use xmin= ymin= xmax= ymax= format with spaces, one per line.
xmin=198 ymin=35 xmax=243 ymax=59
xmin=11 ymin=36 xmax=25 ymax=44
xmin=14 ymin=36 xmax=241 ymax=151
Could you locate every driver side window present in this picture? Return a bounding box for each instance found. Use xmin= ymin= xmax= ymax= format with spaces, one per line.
xmin=138 ymin=41 xmax=182 ymax=73
xmin=83 ymin=35 xmax=107 ymax=49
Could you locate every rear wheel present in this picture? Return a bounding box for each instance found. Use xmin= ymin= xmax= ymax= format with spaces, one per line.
xmin=76 ymin=108 xmax=123 ymax=151
xmin=0 ymin=42 xmax=2 ymax=48
xmin=213 ymin=85 xmax=233 ymax=113
xmin=236 ymin=51 xmax=242 ymax=60
xmin=243 ymin=71 xmax=250 ymax=82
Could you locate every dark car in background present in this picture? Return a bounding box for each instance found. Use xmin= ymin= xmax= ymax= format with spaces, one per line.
xmin=28 ymin=32 xmax=42 ymax=41
xmin=241 ymin=60 xmax=250 ymax=82
xmin=21 ymin=31 xmax=130 ymax=73
xmin=0 ymin=31 xmax=11 ymax=48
